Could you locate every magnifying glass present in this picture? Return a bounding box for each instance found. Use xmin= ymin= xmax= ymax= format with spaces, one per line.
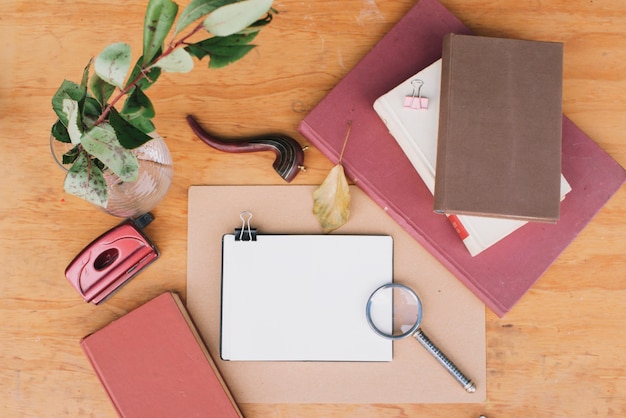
xmin=366 ymin=283 xmax=476 ymax=393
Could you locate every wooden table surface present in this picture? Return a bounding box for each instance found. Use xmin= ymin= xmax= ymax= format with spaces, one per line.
xmin=2 ymin=0 xmax=625 ymax=416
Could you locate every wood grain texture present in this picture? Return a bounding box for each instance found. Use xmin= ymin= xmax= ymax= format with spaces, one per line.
xmin=1 ymin=0 xmax=625 ymax=417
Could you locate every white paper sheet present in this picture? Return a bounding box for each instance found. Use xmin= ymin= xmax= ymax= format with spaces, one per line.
xmin=220 ymin=234 xmax=393 ymax=361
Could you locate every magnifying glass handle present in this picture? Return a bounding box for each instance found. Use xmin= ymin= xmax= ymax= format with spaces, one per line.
xmin=413 ymin=328 xmax=476 ymax=393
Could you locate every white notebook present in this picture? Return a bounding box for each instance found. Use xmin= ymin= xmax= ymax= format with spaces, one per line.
xmin=220 ymin=233 xmax=393 ymax=362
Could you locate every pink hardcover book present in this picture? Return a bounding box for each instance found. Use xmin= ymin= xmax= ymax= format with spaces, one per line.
xmin=297 ymin=0 xmax=626 ymax=316
xmin=81 ymin=292 xmax=242 ymax=417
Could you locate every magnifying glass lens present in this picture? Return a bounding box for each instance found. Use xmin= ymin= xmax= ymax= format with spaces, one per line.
xmin=366 ymin=283 xmax=476 ymax=393
xmin=367 ymin=284 xmax=422 ymax=339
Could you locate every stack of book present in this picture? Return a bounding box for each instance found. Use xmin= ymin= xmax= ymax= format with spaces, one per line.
xmin=297 ymin=0 xmax=626 ymax=317
xmin=373 ymin=35 xmax=573 ymax=257
xmin=433 ymin=34 xmax=564 ymax=223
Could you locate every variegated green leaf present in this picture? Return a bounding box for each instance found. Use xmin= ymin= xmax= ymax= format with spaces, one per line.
xmin=94 ymin=42 xmax=132 ymax=88
xmin=120 ymin=112 xmax=156 ymax=135
xmin=80 ymin=126 xmax=139 ymax=182
xmin=62 ymin=99 xmax=83 ymax=145
xmin=122 ymin=87 xmax=155 ymax=118
xmin=51 ymin=80 xmax=85 ymax=126
xmin=174 ymin=0 xmax=235 ymax=35
xmin=51 ymin=120 xmax=71 ymax=143
xmin=152 ymin=47 xmax=194 ymax=73
xmin=143 ymin=0 xmax=179 ymax=65
xmin=108 ymin=108 xmax=153 ymax=149
xmin=185 ymin=31 xmax=258 ymax=68
xmin=126 ymin=54 xmax=162 ymax=90
xmin=62 ymin=145 xmax=81 ymax=165
xmin=90 ymin=73 xmax=116 ymax=106
xmin=63 ymin=152 xmax=108 ymax=207
xmin=80 ymin=59 xmax=92 ymax=90
xmin=120 ymin=87 xmax=157 ymax=134
xmin=203 ymin=0 xmax=273 ymax=37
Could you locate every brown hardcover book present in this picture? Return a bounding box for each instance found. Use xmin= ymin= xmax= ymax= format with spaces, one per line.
xmin=81 ymin=292 xmax=242 ymax=418
xmin=434 ymin=33 xmax=563 ymax=222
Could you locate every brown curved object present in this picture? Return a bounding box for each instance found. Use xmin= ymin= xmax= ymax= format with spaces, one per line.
xmin=186 ymin=115 xmax=305 ymax=182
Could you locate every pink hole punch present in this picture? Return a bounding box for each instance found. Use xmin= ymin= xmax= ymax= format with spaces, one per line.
xmin=65 ymin=213 xmax=159 ymax=304
xmin=403 ymin=79 xmax=429 ymax=109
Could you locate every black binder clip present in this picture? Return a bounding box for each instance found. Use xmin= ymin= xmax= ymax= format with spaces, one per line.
xmin=234 ymin=211 xmax=257 ymax=241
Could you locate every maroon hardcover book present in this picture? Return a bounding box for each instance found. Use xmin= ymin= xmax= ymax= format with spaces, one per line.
xmin=81 ymin=292 xmax=242 ymax=418
xmin=297 ymin=0 xmax=626 ymax=316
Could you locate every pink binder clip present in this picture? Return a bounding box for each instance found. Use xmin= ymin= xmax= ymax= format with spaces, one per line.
xmin=403 ymin=79 xmax=429 ymax=109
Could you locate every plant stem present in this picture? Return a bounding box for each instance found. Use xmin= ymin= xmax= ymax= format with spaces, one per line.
xmin=170 ymin=21 xmax=205 ymax=48
xmin=94 ymin=74 xmax=144 ymax=125
xmin=94 ymin=21 xmax=206 ymax=126
xmin=338 ymin=120 xmax=352 ymax=163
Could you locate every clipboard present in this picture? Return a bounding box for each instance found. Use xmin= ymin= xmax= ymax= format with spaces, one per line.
xmin=187 ymin=185 xmax=486 ymax=403
xmin=220 ymin=213 xmax=394 ymax=362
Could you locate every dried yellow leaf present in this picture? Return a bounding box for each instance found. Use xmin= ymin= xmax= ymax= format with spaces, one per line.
xmin=313 ymin=164 xmax=351 ymax=233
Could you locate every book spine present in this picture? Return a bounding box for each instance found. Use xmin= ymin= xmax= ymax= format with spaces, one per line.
xmin=297 ymin=121 xmax=342 ymax=165
xmin=80 ymin=341 xmax=126 ymax=417
xmin=433 ymin=33 xmax=454 ymax=212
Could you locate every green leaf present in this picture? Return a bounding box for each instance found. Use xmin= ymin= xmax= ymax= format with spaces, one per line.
xmin=62 ymin=145 xmax=81 ymax=165
xmin=64 ymin=151 xmax=109 ymax=207
xmin=51 ymin=120 xmax=71 ymax=143
xmin=185 ymin=31 xmax=258 ymax=68
xmin=94 ymin=42 xmax=132 ymax=88
xmin=121 ymin=113 xmax=156 ymax=135
xmin=80 ymin=58 xmax=92 ymax=90
xmin=51 ymin=80 xmax=85 ymax=126
xmin=126 ymin=54 xmax=162 ymax=90
xmin=174 ymin=0 xmax=236 ymax=35
xmin=108 ymin=107 xmax=153 ymax=149
xmin=90 ymin=73 xmax=116 ymax=106
xmin=80 ymin=126 xmax=139 ymax=182
xmin=143 ymin=0 xmax=179 ymax=66
xmin=63 ymin=99 xmax=83 ymax=145
xmin=207 ymin=43 xmax=256 ymax=69
xmin=122 ymin=87 xmax=155 ymax=118
xmin=84 ymin=97 xmax=103 ymax=118
xmin=120 ymin=87 xmax=157 ymax=134
xmin=152 ymin=47 xmax=194 ymax=73
xmin=82 ymin=97 xmax=104 ymax=131
xmin=203 ymin=0 xmax=273 ymax=37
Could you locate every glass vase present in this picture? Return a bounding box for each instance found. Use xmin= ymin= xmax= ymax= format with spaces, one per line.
xmin=51 ymin=134 xmax=174 ymax=218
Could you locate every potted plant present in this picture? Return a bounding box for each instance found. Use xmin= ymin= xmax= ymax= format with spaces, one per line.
xmin=50 ymin=0 xmax=274 ymax=217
